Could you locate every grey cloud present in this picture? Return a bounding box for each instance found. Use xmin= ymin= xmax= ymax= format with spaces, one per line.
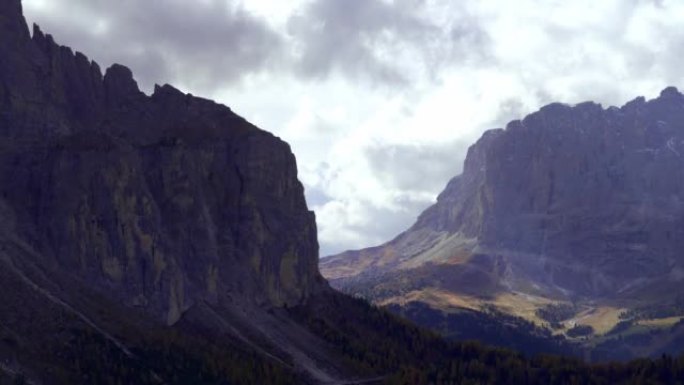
xmin=26 ymin=0 xmax=493 ymax=92
xmin=25 ymin=0 xmax=283 ymax=93
xmin=490 ymin=98 xmax=527 ymax=127
xmin=446 ymin=22 xmax=492 ymax=66
xmin=318 ymin=198 xmax=431 ymax=257
xmin=646 ymin=33 xmax=684 ymax=88
xmin=315 ymin=139 xmax=468 ymax=256
xmin=287 ymin=0 xmax=490 ymax=86
xmin=365 ymin=140 xmax=471 ymax=193
xmin=523 ymin=1 xmax=683 ymax=105
xmin=305 ymin=186 xmax=333 ymax=208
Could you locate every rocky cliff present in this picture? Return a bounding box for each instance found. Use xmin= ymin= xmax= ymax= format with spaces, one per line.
xmin=2 ymin=2 xmax=684 ymax=382
xmin=321 ymin=87 xmax=684 ymax=352
xmin=0 ymin=0 xmax=323 ymax=325
xmin=0 ymin=2 xmax=369 ymax=383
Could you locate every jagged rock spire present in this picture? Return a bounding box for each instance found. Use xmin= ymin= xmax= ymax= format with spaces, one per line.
xmin=0 ymin=0 xmax=30 ymax=47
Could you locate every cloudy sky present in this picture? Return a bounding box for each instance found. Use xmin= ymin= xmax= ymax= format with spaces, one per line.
xmin=22 ymin=0 xmax=684 ymax=256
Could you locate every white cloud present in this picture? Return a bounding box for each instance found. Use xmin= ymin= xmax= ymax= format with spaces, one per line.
xmin=21 ymin=0 xmax=684 ymax=256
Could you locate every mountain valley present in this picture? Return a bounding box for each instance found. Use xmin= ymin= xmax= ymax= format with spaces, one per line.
xmin=2 ymin=0 xmax=684 ymax=383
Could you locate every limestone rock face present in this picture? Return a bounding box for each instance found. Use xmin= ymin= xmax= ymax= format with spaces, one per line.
xmin=0 ymin=0 xmax=323 ymax=325
xmin=323 ymin=89 xmax=684 ymax=301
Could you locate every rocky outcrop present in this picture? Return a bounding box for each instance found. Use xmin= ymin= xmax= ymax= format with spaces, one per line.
xmin=322 ymin=88 xmax=684 ymax=302
xmin=0 ymin=0 xmax=324 ymax=326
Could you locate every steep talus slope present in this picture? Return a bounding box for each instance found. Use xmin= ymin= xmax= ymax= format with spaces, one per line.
xmin=322 ymin=88 xmax=684 ymax=357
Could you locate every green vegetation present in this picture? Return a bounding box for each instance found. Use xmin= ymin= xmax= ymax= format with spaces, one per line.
xmin=387 ymin=301 xmax=575 ymax=357
xmin=387 ymin=354 xmax=684 ymax=385
xmin=292 ymin=292 xmax=684 ymax=385
xmin=566 ymin=325 xmax=594 ymax=338
xmin=606 ymin=320 xmax=635 ymax=336
xmin=51 ymin=327 xmax=299 ymax=385
xmin=620 ymin=296 xmax=684 ymax=321
xmin=536 ymin=303 xmax=576 ymax=328
xmin=9 ymin=290 xmax=684 ymax=384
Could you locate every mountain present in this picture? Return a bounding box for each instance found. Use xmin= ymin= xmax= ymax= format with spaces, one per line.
xmin=1 ymin=1 xmax=347 ymax=382
xmin=4 ymin=1 xmax=684 ymax=383
xmin=1 ymin=10 xmax=322 ymax=324
xmin=321 ymin=88 xmax=684 ymax=358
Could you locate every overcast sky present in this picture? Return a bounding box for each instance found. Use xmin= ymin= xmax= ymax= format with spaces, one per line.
xmin=22 ymin=0 xmax=684 ymax=257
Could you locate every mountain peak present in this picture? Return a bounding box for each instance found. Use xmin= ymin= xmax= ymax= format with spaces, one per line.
xmin=104 ymin=63 xmax=142 ymax=99
xmin=324 ymin=85 xmax=684 ymax=300
xmin=660 ymin=85 xmax=681 ymax=99
xmin=0 ymin=0 xmax=323 ymax=326
xmin=31 ymin=22 xmax=55 ymax=48
xmin=0 ymin=0 xmax=29 ymax=46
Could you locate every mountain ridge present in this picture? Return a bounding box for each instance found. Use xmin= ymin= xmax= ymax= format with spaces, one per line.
xmin=321 ymin=86 xmax=684 ymax=358
xmin=2 ymin=0 xmax=326 ymax=323
xmin=0 ymin=1 xmax=352 ymax=382
xmin=4 ymin=0 xmax=684 ymax=383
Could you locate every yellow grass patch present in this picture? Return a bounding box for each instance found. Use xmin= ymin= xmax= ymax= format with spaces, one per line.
xmin=380 ymin=289 xmax=559 ymax=326
xmin=378 ymin=288 xmax=481 ymax=312
xmin=490 ymin=292 xmax=557 ymax=325
xmin=638 ymin=316 xmax=683 ymax=328
xmin=380 ymin=288 xmax=631 ymax=338
xmin=443 ymin=249 xmax=473 ymax=265
xmin=568 ymin=307 xmax=625 ymax=335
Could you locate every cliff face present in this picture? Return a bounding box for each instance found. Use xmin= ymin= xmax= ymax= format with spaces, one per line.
xmin=0 ymin=0 xmax=323 ymax=325
xmin=322 ymin=89 xmax=684 ymax=302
